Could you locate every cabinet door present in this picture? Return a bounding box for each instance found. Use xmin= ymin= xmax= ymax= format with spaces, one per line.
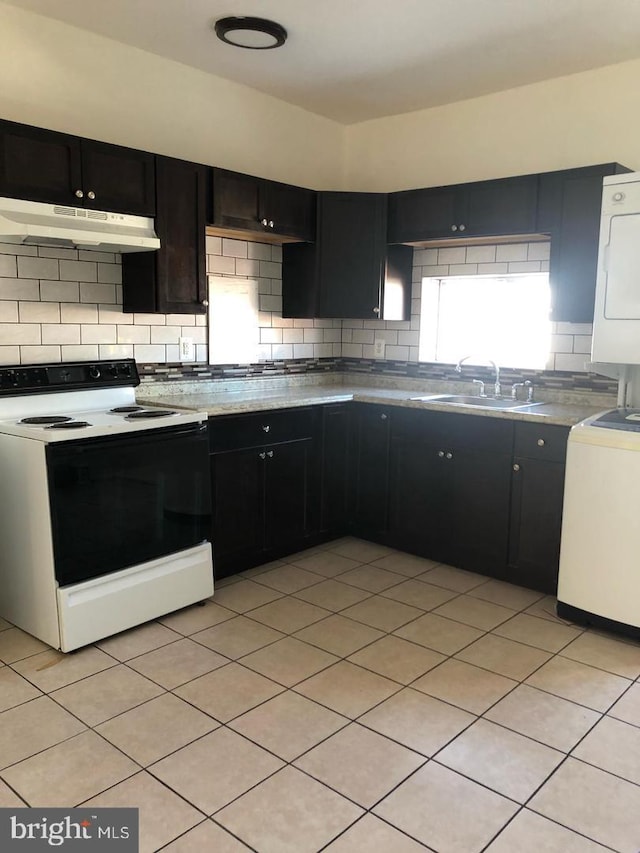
xmin=211 ymin=168 xmax=262 ymax=234
xmin=321 ymin=404 xmax=351 ymax=537
xmin=261 ymin=180 xmax=316 ymax=241
xmin=351 ymin=405 xmax=391 ymax=537
xmin=509 ymin=458 xmax=566 ymax=594
xmin=465 ymin=176 xmax=538 ymax=236
xmin=264 ymin=439 xmax=313 ymax=551
xmin=80 ymin=139 xmax=155 ymax=216
xmin=210 ymin=448 xmax=264 ymax=577
xmin=0 ymin=119 xmax=82 ymax=205
xmin=388 ymin=185 xmax=464 ymax=242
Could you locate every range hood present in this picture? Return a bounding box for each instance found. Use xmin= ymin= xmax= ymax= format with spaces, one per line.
xmin=0 ymin=196 xmax=160 ymax=253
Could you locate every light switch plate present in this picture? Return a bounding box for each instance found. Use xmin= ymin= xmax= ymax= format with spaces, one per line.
xmin=179 ymin=337 xmax=195 ymax=361
xmin=374 ymin=338 xmax=385 ymax=358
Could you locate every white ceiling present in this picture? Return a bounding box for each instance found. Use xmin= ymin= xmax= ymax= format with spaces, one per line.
xmin=7 ymin=0 xmax=640 ymax=124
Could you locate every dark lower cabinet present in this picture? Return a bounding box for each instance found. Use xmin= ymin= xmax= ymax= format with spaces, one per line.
xmin=263 ymin=439 xmax=313 ymax=551
xmin=350 ymin=404 xmax=393 ymax=538
xmin=210 ymin=447 xmax=264 ymax=570
xmin=320 ymin=404 xmax=351 ymax=537
xmin=508 ymin=423 xmax=569 ymax=593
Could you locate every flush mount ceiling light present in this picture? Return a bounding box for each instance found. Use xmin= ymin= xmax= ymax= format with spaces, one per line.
xmin=214 ymin=16 xmax=287 ymax=50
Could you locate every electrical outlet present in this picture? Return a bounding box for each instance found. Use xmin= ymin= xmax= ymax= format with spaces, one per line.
xmin=374 ymin=338 xmax=385 ymax=358
xmin=179 ymin=336 xmax=195 ymax=361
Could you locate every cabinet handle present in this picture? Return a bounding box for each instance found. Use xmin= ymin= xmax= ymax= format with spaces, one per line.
xmin=267 ymin=450 xmax=274 ymax=458
xmin=446 ymin=451 xmax=453 ymax=460
xmin=450 ymin=224 xmax=458 ymax=232
xmin=259 ymin=452 xmax=266 ymax=460
xmin=262 ymin=425 xmax=270 ymax=432
xmin=459 ymin=224 xmax=466 ymax=232
xmin=261 ymin=218 xmax=268 ymax=226
xmin=537 ymin=438 xmax=545 ymax=447
xmin=201 ymin=299 xmax=209 ymax=307
xmin=87 ymin=190 xmax=96 ymax=200
xmin=438 ymin=450 xmax=445 ymax=457
xmin=513 ymin=463 xmax=520 ymax=472
xmin=75 ymin=189 xmax=84 ymax=199
xmin=380 ymin=413 xmax=388 ymax=420
xmin=373 ymin=307 xmax=380 ymax=315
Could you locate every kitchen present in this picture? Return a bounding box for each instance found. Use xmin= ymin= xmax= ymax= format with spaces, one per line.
xmin=2 ymin=1 xmax=640 ymax=851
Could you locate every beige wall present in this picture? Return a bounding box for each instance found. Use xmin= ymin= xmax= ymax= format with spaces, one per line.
xmin=0 ymin=2 xmax=344 ymax=190
xmin=344 ymin=59 xmax=640 ymax=191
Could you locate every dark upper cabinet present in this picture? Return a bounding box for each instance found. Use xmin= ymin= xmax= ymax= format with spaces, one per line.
xmin=388 ymin=174 xmax=538 ymax=242
xmin=0 ymin=119 xmax=155 ymax=215
xmin=282 ymin=192 xmax=413 ymax=320
xmin=211 ymin=167 xmax=315 ymax=241
xmin=538 ymin=164 xmax=631 ymax=323
xmin=122 ymin=156 xmax=207 ymax=314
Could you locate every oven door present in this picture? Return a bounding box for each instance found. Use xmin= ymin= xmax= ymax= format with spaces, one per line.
xmin=46 ymin=422 xmax=211 ymax=586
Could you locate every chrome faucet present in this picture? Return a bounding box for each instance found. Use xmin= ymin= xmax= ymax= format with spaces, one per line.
xmin=511 ymin=380 xmax=534 ymax=403
xmin=456 ymin=355 xmax=501 ymax=398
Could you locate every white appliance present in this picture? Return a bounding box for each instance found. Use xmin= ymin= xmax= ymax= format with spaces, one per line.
xmin=0 ymin=359 xmax=213 ymax=652
xmin=557 ymin=409 xmax=640 ymax=635
xmin=0 ymin=196 xmax=160 ymax=252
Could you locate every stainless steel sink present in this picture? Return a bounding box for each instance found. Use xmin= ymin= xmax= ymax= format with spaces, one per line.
xmin=409 ymin=394 xmax=544 ymax=410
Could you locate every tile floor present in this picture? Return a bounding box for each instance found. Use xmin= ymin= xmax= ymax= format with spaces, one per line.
xmin=1 ymin=538 xmax=640 ymax=851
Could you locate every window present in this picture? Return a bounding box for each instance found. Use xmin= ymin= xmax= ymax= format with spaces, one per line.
xmin=419 ymin=273 xmax=551 ymax=369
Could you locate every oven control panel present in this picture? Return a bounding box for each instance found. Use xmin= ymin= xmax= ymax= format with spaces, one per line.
xmin=0 ymin=360 xmax=139 ymax=395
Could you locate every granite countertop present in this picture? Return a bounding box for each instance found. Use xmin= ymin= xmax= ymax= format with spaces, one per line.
xmin=137 ymin=383 xmax=610 ymax=426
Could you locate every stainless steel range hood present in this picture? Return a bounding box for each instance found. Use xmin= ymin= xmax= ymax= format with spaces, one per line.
xmin=0 ymin=197 xmax=160 ymax=253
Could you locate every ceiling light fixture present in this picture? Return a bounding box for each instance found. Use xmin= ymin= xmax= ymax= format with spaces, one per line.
xmin=214 ymin=16 xmax=287 ymax=50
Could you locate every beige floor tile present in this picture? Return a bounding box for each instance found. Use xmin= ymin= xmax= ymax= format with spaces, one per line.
xmin=573 ymin=716 xmax=640 ymax=785
xmin=126 ymin=638 xmax=227 ymax=689
xmin=608 ymin=682 xmax=640 ymax=727
xmin=327 ymin=538 xmax=394 ymax=563
xmin=174 ymin=662 xmax=284 ymax=722
xmin=2 ymin=730 xmax=138 ymax=807
xmin=492 ymin=612 xmax=583 ymax=652
xmin=279 ymin=547 xmax=327 ymax=564
xmin=394 ymin=612 xmax=484 ymax=655
xmin=97 ymin=622 xmax=181 ymax=661
xmin=212 ymin=579 xmax=284 ymax=613
xmin=294 ymin=614 xmax=384 ymax=657
xmin=247 ymin=597 xmax=331 ymax=633
xmin=12 ymin=646 xmax=115 ymax=692
xmin=0 ymin=666 xmax=41 ymax=712
xmin=469 ymin=578 xmax=545 ymax=610
xmin=287 ymin=550 xmax=363 ymax=577
xmin=0 ymin=695 xmax=85 ymax=769
xmin=433 ymin=595 xmax=516 ymax=631
xmin=295 ymin=660 xmax=399 ymax=718
xmin=526 ymin=656 xmax=631 ymax=713
xmin=524 ymin=595 xmax=572 ymax=624
xmin=560 ymin=631 xmax=640 ymax=679
xmin=418 ymin=563 xmax=488 ymax=593
xmin=293 ymin=579 xmax=373 ymax=611
xmin=192 ymin=615 xmax=284 ymax=659
xmin=162 ymin=820 xmax=252 ymax=851
xmin=0 ymin=627 xmax=49 ymax=663
xmin=229 ymin=691 xmax=348 ymax=761
xmin=486 ymin=684 xmax=600 ymax=752
xmin=338 ymin=565 xmax=405 ymax=593
xmin=240 ymin=637 xmax=338 ymax=687
xmin=530 ymin=757 xmax=640 ymax=852
xmin=150 ymin=727 xmax=283 ymax=814
xmin=252 ymin=564 xmax=323 ymax=593
xmin=485 ymin=808 xmax=610 ymax=852
xmin=455 ymin=634 xmax=552 ymax=680
xmin=381 ymin=578 xmax=459 ymax=611
xmin=216 ymin=765 xmax=364 ymax=853
xmin=81 ymin=771 xmax=203 ymax=853
xmin=158 ymin=601 xmax=236 ymax=635
xmin=371 ymin=552 xmax=440 ymax=578
xmin=347 ymin=635 xmax=445 ymax=684
xmin=240 ymin=558 xmax=287 ymax=577
xmin=0 ymin=617 xmax=12 ymax=631
xmin=360 ymin=687 xmax=474 ymax=756
xmin=438 ymin=718 xmax=563 ymax=803
xmin=412 ymin=659 xmax=517 ymax=714
xmin=294 ymin=723 xmax=424 ymax=807
xmin=374 ymin=762 xmax=518 ymax=852
xmin=340 ymin=596 xmax=422 ymax=632
xmin=0 ymin=779 xmax=26 ymax=807
xmin=323 ymin=814 xmax=428 ymax=852
xmin=96 ymin=693 xmax=218 ymax=765
xmin=51 ymin=664 xmax=164 ymax=726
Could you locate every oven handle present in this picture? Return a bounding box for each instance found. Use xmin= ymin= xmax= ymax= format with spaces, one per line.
xmin=46 ymin=421 xmax=208 ymax=456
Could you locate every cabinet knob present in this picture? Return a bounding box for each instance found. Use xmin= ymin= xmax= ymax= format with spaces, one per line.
xmin=267 ymin=450 xmax=274 ymax=458
xmin=537 ymin=438 xmax=545 ymax=446
xmin=75 ymin=189 xmax=84 ymax=199
xmin=261 ymin=218 xmax=268 ymax=226
xmin=262 ymin=424 xmax=270 ymax=432
xmin=380 ymin=413 xmax=388 ymax=420
xmin=513 ymin=463 xmax=521 ymax=472
xmin=373 ymin=307 xmax=380 ymax=315
xmin=446 ymin=451 xmax=453 ymax=460
xmin=87 ymin=190 xmax=96 ymax=200
xmin=438 ymin=450 xmax=445 ymax=457
xmin=268 ymin=220 xmax=274 ymax=229
xmin=201 ymin=299 xmax=209 ymax=307
xmin=259 ymin=451 xmax=266 ymax=460
xmin=450 ymin=224 xmax=458 ymax=232
xmin=459 ymin=224 xmax=466 ymax=232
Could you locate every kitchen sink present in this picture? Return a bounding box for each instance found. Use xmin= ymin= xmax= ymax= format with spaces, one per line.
xmin=409 ymin=394 xmax=545 ymax=410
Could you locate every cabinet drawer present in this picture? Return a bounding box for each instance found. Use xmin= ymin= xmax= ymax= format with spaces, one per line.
xmin=514 ymin=423 xmax=569 ymax=462
xmin=209 ymin=408 xmax=315 ymax=452
xmin=394 ymin=408 xmax=513 ymax=454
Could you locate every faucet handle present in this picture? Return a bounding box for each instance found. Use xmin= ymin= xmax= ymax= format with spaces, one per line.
xmin=511 ymin=380 xmax=534 ymax=402
xmin=472 ymin=379 xmax=486 ymax=397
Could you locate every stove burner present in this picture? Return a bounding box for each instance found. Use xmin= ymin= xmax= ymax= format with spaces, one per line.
xmin=45 ymin=421 xmax=92 ymax=430
xmin=110 ymin=406 xmax=144 ymax=413
xmin=126 ymin=409 xmax=177 ymax=420
xmin=21 ymin=415 xmax=72 ymax=425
